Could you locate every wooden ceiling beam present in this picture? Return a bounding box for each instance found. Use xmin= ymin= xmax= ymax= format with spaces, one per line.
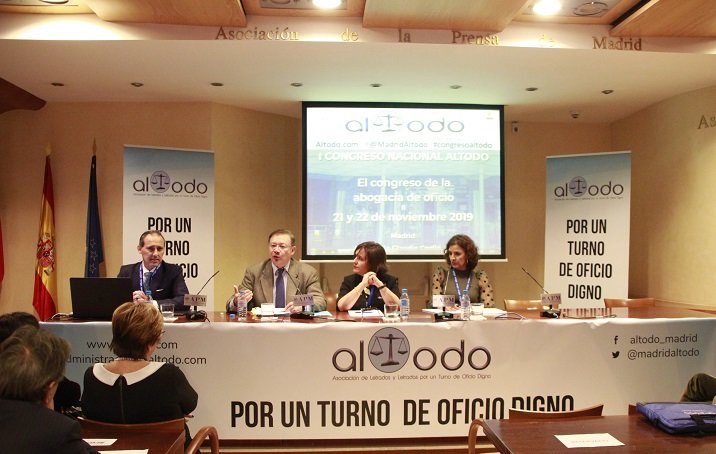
xmin=83 ymin=0 xmax=247 ymax=27
xmin=0 ymin=77 xmax=46 ymax=115
xmin=611 ymin=0 xmax=716 ymax=37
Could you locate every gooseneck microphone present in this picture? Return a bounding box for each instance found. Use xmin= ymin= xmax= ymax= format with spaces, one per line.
xmin=285 ymin=269 xmax=301 ymax=296
xmin=186 ymin=270 xmax=220 ymax=321
xmin=521 ymin=267 xmax=561 ymax=319
xmin=196 ymin=270 xmax=220 ymax=295
xmin=521 ymin=267 xmax=549 ymax=294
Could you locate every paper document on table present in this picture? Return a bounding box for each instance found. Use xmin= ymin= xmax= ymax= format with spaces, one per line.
xmin=312 ymin=310 xmax=333 ymax=317
xmin=348 ymin=309 xmax=384 ymax=317
xmin=555 ymin=433 xmax=624 ymax=448
xmin=482 ymin=307 xmax=507 ymax=316
xmin=85 ymin=439 xmax=116 ymax=446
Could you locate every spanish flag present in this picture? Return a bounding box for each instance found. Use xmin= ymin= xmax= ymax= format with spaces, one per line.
xmin=33 ymin=154 xmax=57 ymax=320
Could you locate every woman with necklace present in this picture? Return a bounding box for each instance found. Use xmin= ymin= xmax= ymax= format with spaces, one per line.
xmin=81 ymin=302 xmax=197 ymax=448
xmin=431 ymin=234 xmax=494 ymax=309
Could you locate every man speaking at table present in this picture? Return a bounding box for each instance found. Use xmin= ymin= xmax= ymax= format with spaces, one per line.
xmin=227 ymin=229 xmax=326 ymax=313
xmin=119 ymin=230 xmax=190 ymax=313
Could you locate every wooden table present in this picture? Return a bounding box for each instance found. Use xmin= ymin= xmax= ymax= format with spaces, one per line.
xmin=481 ymin=414 xmax=716 ymax=453
xmin=82 ymin=425 xmax=185 ymax=454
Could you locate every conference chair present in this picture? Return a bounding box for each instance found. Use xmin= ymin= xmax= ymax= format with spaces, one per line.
xmin=604 ymin=297 xmax=655 ymax=308
xmin=78 ymin=417 xmax=220 ymax=454
xmin=466 ymin=418 xmax=499 ymax=454
xmin=468 ymin=404 xmax=605 ymax=453
xmin=503 ymin=299 xmax=543 ymax=311
xmin=508 ymin=403 xmax=604 ymax=419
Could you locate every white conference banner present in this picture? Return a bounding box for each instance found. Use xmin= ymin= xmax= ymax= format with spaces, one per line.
xmin=545 ymin=152 xmax=631 ymax=308
xmin=44 ymin=317 xmax=714 ymax=440
xmin=122 ymin=146 xmax=215 ymax=309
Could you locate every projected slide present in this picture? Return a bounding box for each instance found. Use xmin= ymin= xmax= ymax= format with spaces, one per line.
xmin=303 ymin=102 xmax=504 ymax=260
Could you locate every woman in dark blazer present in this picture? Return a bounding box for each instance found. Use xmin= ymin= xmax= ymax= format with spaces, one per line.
xmin=337 ymin=241 xmax=400 ymax=312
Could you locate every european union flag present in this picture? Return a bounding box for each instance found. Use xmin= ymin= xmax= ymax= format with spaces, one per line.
xmin=85 ymin=153 xmax=104 ymax=277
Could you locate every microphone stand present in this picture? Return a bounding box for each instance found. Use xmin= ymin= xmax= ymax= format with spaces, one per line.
xmin=287 ymin=270 xmax=315 ymax=319
xmin=435 ymin=269 xmax=454 ymax=321
xmin=520 ymin=267 xmax=560 ymax=318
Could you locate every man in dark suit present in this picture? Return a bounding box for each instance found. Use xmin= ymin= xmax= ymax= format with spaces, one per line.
xmin=0 ymin=325 xmax=97 ymax=453
xmin=227 ymin=229 xmax=326 ymax=313
xmin=0 ymin=312 xmax=81 ymax=414
xmin=118 ymin=230 xmax=190 ymax=313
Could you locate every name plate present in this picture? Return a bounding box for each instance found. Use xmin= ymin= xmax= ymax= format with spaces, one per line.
xmin=184 ymin=294 xmax=207 ymax=307
xmin=541 ymin=292 xmax=562 ymax=306
xmin=432 ymin=294 xmax=455 ymax=309
xmin=294 ymin=294 xmax=314 ymax=307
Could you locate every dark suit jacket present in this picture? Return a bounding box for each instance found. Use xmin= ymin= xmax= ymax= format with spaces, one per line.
xmin=228 ymin=258 xmax=326 ymax=312
xmin=0 ymin=399 xmax=98 ymax=454
xmin=118 ymin=261 xmax=190 ymax=312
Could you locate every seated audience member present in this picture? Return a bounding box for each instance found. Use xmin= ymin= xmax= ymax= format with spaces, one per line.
xmin=118 ymin=230 xmax=190 ymax=312
xmin=0 ymin=325 xmax=97 ymax=454
xmin=337 ymin=241 xmax=400 ymax=312
xmin=82 ymin=302 xmax=198 ymax=448
xmin=680 ymin=372 xmax=716 ymax=403
xmin=0 ymin=311 xmax=81 ymax=414
xmin=431 ymin=234 xmax=495 ymax=308
xmin=227 ymin=229 xmax=326 ymax=313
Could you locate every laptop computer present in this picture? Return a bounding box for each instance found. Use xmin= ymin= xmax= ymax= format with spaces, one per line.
xmin=69 ymin=277 xmax=133 ymax=320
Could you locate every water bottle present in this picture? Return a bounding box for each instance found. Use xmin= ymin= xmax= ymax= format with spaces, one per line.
xmin=236 ymin=289 xmax=248 ymax=320
xmin=145 ymin=290 xmax=152 ymax=303
xmin=400 ymin=288 xmax=410 ymax=320
xmin=461 ymin=289 xmax=471 ymax=320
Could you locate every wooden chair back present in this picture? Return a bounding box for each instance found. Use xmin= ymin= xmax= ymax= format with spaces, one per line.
xmin=79 ymin=417 xmax=220 ymax=454
xmin=467 ymin=419 xmax=495 ymax=454
xmin=604 ymin=297 xmax=655 ymax=308
xmin=504 ymin=299 xmax=543 ymax=311
xmin=186 ymin=425 xmax=220 ymax=454
xmin=79 ymin=417 xmax=185 ymax=433
xmin=509 ymin=404 xmax=604 ymax=419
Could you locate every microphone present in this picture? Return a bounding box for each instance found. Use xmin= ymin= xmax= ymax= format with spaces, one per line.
xmin=520 ymin=267 xmax=561 ymax=318
xmin=184 ymin=270 xmax=220 ymax=321
xmin=196 ymin=270 xmax=220 ymax=295
xmin=521 ymin=267 xmax=549 ymax=294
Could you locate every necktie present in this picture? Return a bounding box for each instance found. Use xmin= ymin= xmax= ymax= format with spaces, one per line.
xmin=143 ymin=271 xmax=152 ymax=291
xmin=275 ymin=268 xmax=285 ymax=308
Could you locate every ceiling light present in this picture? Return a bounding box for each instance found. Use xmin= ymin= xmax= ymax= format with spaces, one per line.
xmin=525 ymin=87 xmax=539 ymax=92
xmin=290 ymin=82 xmax=303 ymax=87
xmin=312 ymin=0 xmax=342 ymax=9
xmin=210 ymin=82 xmax=224 ymax=87
xmin=533 ymin=0 xmax=562 ymax=16
xmin=370 ymin=83 xmax=382 ymax=88
xmin=130 ymin=82 xmax=144 ymax=87
xmin=450 ymin=85 xmax=462 ymax=90
xmin=574 ymin=2 xmax=608 ymax=17
xmin=602 ymin=89 xmax=614 ymax=95
xmin=51 ymin=82 xmax=64 ymax=87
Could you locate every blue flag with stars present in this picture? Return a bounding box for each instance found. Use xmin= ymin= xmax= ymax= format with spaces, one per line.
xmin=85 ymin=153 xmax=104 ymax=277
